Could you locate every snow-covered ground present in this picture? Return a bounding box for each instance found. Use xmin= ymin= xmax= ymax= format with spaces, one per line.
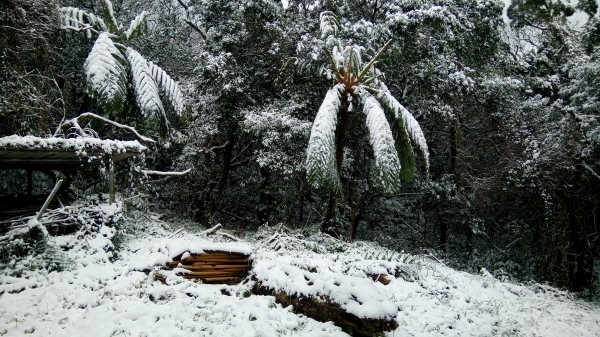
xmin=1 ymin=220 xmax=599 ymax=337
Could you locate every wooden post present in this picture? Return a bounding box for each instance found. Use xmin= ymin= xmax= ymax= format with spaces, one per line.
xmin=109 ymin=155 xmax=115 ymax=204
xmin=27 ymin=168 xmax=32 ymax=196
xmin=36 ymin=179 xmax=63 ymax=221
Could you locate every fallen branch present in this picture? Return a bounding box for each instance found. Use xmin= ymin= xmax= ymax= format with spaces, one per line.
xmin=141 ymin=168 xmax=192 ymax=177
xmin=199 ymin=223 xmax=222 ymax=236
xmin=167 ymin=227 xmax=185 ymax=239
xmin=57 ymin=112 xmax=155 ymax=144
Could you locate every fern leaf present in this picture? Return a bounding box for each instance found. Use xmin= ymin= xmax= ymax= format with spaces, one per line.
xmin=306 ymin=84 xmax=344 ymax=193
xmin=148 ymin=62 xmax=185 ymax=115
xmin=125 ymin=11 xmax=148 ymax=40
xmin=362 ymin=93 xmax=403 ymax=193
xmin=84 ymin=33 xmax=127 ymax=114
xmin=126 ymin=48 xmax=167 ymax=128
xmin=377 ymin=84 xmax=429 ymax=180
xmin=100 ymin=0 xmax=120 ymax=34
xmin=319 ymin=11 xmax=339 ymax=48
xmin=59 ymin=7 xmax=107 ymax=38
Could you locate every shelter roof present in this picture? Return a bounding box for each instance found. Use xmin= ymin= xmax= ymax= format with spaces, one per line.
xmin=0 ymin=135 xmax=147 ymax=169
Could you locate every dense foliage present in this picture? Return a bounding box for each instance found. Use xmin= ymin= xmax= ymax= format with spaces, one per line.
xmin=1 ymin=0 xmax=599 ymax=297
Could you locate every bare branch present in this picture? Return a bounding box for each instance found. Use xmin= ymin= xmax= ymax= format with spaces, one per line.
xmin=58 ymin=112 xmax=156 ymax=144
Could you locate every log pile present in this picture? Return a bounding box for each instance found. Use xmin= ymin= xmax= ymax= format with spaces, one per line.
xmin=163 ymin=251 xmax=251 ymax=284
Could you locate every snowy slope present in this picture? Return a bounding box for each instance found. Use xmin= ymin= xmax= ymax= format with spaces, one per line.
xmin=0 ymin=222 xmax=599 ymax=337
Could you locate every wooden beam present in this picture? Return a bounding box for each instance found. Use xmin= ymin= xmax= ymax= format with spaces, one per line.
xmin=36 ymin=179 xmax=63 ymax=221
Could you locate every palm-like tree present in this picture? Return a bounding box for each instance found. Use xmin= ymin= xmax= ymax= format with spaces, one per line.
xmin=60 ymin=0 xmax=185 ymax=132
xmin=305 ymin=12 xmax=429 ymax=236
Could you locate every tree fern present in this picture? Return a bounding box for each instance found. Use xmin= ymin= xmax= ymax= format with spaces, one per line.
xmin=306 ymin=11 xmax=429 ymax=195
xmin=126 ymin=48 xmax=166 ymax=129
xmin=59 ymin=0 xmax=186 ymax=133
xmin=84 ymin=33 xmax=128 ymax=114
xmin=306 ymin=84 xmax=344 ymax=193
xmin=148 ymin=61 xmax=185 ymax=115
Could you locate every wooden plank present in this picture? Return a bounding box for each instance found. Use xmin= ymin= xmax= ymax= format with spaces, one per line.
xmin=183 ymin=258 xmax=249 ymax=263
xmin=182 ymin=270 xmax=247 ymax=275
xmin=201 ymin=251 xmax=249 ymax=256
xmin=198 ymin=276 xmax=242 ymax=282
xmin=177 ymin=264 xmax=249 ymax=270
xmin=184 ymin=253 xmax=249 ymax=259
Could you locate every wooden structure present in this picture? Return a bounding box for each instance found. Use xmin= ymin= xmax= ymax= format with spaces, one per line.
xmin=162 ymin=250 xmax=252 ymax=284
xmin=0 ymin=135 xmax=147 ymax=204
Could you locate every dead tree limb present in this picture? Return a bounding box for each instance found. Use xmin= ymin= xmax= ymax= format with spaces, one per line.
xmin=58 ymin=112 xmax=156 ymax=144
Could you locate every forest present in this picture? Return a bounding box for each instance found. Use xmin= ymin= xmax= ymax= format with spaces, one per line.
xmin=1 ymin=0 xmax=600 ymax=335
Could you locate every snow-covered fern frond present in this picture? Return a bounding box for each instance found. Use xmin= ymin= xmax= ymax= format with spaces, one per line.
xmin=342 ymin=45 xmax=363 ymax=78
xmin=306 ymin=84 xmax=344 ymax=193
xmin=59 ymin=7 xmax=107 ymax=39
xmin=126 ymin=48 xmax=167 ymax=127
xmin=100 ymin=0 xmax=120 ymax=33
xmin=125 ymin=11 xmax=148 ymax=40
xmin=84 ymin=33 xmax=127 ymax=114
xmin=320 ymin=11 xmax=339 ymax=48
xmin=362 ymin=93 xmax=403 ymax=193
xmin=148 ymin=62 xmax=185 ymax=115
xmin=377 ymin=84 xmax=429 ymax=179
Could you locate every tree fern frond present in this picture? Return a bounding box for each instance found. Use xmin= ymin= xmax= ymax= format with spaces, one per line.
xmin=126 ymin=48 xmax=167 ymax=129
xmin=147 ymin=61 xmax=185 ymax=115
xmin=84 ymin=33 xmax=128 ymax=114
xmin=59 ymin=7 xmax=107 ymax=38
xmin=125 ymin=11 xmax=148 ymax=40
xmin=320 ymin=11 xmax=340 ymax=48
xmin=377 ymin=84 xmax=430 ymax=180
xmin=100 ymin=0 xmax=119 ymax=34
xmin=362 ymin=93 xmax=403 ymax=193
xmin=306 ymin=84 xmax=344 ymax=193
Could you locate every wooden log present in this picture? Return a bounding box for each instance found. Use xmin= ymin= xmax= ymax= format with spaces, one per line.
xmin=369 ymin=274 xmax=392 ymax=285
xmin=253 ymin=281 xmax=398 ymax=336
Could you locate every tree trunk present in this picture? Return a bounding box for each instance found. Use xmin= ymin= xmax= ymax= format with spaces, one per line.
xmin=322 ymin=93 xmax=350 ymax=237
xmin=257 ymin=166 xmax=272 ymax=225
xmin=440 ymin=117 xmax=459 ymax=252
xmin=200 ymin=127 xmax=236 ymax=227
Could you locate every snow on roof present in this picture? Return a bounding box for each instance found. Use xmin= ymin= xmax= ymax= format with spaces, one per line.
xmin=254 ymin=260 xmax=399 ymax=320
xmin=0 ymin=135 xmax=147 ymax=155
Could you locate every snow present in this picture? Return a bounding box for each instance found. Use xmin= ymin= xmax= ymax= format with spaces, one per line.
xmin=1 ymin=222 xmax=599 ymax=337
xmin=164 ymin=239 xmax=253 ymax=258
xmin=0 ymin=135 xmax=147 ymax=156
